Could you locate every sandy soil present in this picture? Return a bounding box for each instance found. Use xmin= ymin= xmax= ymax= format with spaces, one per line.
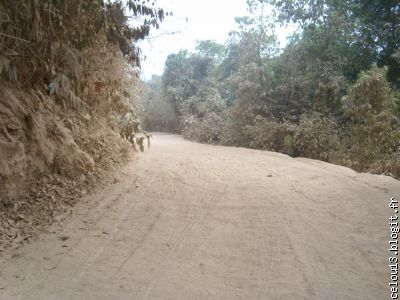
xmin=0 ymin=134 xmax=399 ymax=299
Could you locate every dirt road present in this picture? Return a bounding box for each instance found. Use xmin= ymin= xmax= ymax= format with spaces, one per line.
xmin=0 ymin=134 xmax=399 ymax=299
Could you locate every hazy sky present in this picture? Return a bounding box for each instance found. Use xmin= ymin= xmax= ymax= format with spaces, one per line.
xmin=137 ymin=0 xmax=294 ymax=80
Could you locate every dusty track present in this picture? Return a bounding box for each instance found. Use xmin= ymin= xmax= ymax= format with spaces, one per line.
xmin=0 ymin=134 xmax=399 ymax=299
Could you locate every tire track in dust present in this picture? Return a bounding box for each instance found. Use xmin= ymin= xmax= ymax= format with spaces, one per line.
xmin=247 ymin=163 xmax=309 ymax=298
xmin=12 ymin=175 xmax=138 ymax=290
xmin=111 ymin=154 xmax=198 ymax=277
xmin=233 ymin=163 xmax=280 ymax=298
xmin=47 ymin=173 xmax=141 ymax=269
xmin=112 ymin=210 xmax=161 ymax=275
xmin=282 ymin=181 xmax=381 ymax=298
xmin=8 ymin=175 xmax=142 ymax=300
xmin=260 ymin=163 xmax=327 ymax=298
xmin=63 ymin=177 xmax=156 ymax=298
xmin=123 ymin=155 xmax=204 ymax=296
xmin=135 ymin=170 xmax=228 ymax=299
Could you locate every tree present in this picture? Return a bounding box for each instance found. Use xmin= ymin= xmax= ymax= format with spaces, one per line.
xmin=343 ymin=65 xmax=399 ymax=167
xmin=140 ymin=76 xmax=179 ymax=132
xmin=268 ymin=0 xmax=400 ymax=85
xmin=195 ymin=40 xmax=225 ymax=63
xmin=353 ymin=0 xmax=400 ymax=86
xmin=162 ymin=50 xmax=214 ymax=117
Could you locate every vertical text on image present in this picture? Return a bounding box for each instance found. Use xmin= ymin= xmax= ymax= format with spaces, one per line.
xmin=389 ymin=197 xmax=399 ymax=299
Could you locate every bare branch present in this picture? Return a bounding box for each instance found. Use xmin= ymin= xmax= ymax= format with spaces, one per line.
xmin=0 ymin=32 xmax=30 ymax=43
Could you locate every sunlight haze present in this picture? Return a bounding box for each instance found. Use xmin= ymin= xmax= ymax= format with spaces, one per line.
xmin=138 ymin=0 xmax=293 ymax=80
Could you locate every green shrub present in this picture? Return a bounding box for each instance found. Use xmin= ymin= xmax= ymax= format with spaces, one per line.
xmin=283 ymin=134 xmax=294 ymax=157
xmin=240 ymin=116 xmax=296 ymax=154
xmin=294 ymin=113 xmax=342 ymax=161
xmin=182 ymin=112 xmax=226 ymax=144
xmin=342 ymin=65 xmax=400 ymax=170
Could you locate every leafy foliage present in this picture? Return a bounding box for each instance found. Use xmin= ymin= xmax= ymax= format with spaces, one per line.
xmin=162 ymin=50 xmax=213 ymax=110
xmin=183 ymin=112 xmax=227 ymax=144
xmin=241 ymin=116 xmax=295 ymax=154
xmin=148 ymin=0 xmax=400 ymax=178
xmin=139 ymin=75 xmax=179 ymax=132
xmin=195 ymin=40 xmax=226 ymax=63
xmin=269 ymin=0 xmax=400 ymax=86
xmin=0 ymin=0 xmax=166 ymax=109
xmin=342 ymin=65 xmax=400 ymax=169
xmin=294 ymin=113 xmax=342 ymax=161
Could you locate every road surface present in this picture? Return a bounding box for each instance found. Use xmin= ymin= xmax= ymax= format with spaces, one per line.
xmin=0 ymin=134 xmax=399 ymax=299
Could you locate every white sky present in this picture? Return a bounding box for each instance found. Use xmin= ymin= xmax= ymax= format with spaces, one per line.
xmin=137 ymin=0 xmax=294 ymax=80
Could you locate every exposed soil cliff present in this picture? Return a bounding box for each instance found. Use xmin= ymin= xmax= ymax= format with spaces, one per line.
xmin=0 ymin=83 xmax=134 ymax=250
xmin=0 ymin=0 xmax=165 ymax=251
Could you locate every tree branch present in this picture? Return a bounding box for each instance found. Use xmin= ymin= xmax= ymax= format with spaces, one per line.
xmin=0 ymin=33 xmax=30 ymax=43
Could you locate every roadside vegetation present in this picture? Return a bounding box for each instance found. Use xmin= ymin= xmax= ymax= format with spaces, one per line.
xmin=141 ymin=0 xmax=400 ymax=177
xmin=0 ymin=0 xmax=166 ymax=249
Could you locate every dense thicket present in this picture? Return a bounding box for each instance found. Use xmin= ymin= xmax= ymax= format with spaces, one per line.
xmin=0 ymin=0 xmax=166 ymax=99
xmin=0 ymin=0 xmax=166 ymax=241
xmin=0 ymin=0 xmax=166 ymax=192
xmin=142 ymin=0 xmax=400 ymax=177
